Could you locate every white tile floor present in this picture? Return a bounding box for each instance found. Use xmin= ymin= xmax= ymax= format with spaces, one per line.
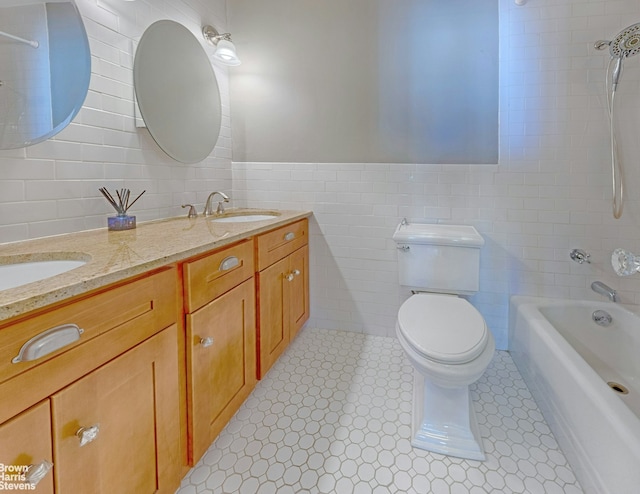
xmin=176 ymin=328 xmax=583 ymax=494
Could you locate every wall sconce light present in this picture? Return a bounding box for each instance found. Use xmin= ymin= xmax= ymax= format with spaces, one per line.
xmin=202 ymin=25 xmax=241 ymax=66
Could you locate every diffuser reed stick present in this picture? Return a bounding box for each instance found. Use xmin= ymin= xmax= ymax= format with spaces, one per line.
xmin=98 ymin=187 xmax=145 ymax=230
xmin=99 ymin=187 xmax=145 ymax=216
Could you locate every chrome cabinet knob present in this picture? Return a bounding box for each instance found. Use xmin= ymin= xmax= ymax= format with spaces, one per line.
xmin=286 ymin=269 xmax=301 ymax=282
xmin=76 ymin=424 xmax=100 ymax=447
xmin=200 ymin=337 xmax=214 ymax=348
xmin=25 ymin=460 xmax=53 ymax=485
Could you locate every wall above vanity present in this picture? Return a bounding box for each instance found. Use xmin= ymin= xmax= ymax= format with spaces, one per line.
xmin=0 ymin=0 xmax=233 ymax=244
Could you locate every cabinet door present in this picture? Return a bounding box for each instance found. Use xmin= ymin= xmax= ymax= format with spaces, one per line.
xmin=257 ymin=256 xmax=290 ymax=378
xmin=51 ymin=325 xmax=180 ymax=494
xmin=289 ymin=244 xmax=310 ymax=340
xmin=186 ymin=279 xmax=256 ymax=463
xmin=0 ymin=401 xmax=54 ymax=493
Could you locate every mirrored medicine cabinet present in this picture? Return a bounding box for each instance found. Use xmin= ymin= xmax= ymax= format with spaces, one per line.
xmin=0 ymin=0 xmax=90 ymax=150
xmin=134 ymin=20 xmax=222 ymax=164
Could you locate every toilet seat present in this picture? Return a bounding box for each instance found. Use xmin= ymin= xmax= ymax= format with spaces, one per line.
xmin=397 ymin=293 xmax=488 ymax=365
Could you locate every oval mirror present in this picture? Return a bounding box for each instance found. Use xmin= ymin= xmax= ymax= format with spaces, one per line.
xmin=134 ymin=20 xmax=222 ymax=164
xmin=0 ymin=0 xmax=90 ymax=150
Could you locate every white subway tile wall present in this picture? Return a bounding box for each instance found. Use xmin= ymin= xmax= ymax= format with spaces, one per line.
xmin=0 ymin=0 xmax=232 ymax=242
xmin=232 ymin=0 xmax=640 ymax=349
xmin=1 ymin=0 xmax=640 ymax=349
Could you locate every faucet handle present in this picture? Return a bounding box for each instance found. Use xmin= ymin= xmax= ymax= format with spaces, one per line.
xmin=612 ymin=248 xmax=640 ymax=276
xmin=181 ymin=204 xmax=197 ymax=218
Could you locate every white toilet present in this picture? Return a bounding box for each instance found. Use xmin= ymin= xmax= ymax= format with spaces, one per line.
xmin=393 ymin=220 xmax=495 ymax=461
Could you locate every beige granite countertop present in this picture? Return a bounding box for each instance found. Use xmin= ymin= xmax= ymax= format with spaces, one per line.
xmin=0 ymin=209 xmax=312 ymax=322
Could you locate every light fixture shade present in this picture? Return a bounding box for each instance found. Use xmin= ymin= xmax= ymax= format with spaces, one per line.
xmin=213 ymin=39 xmax=241 ymax=66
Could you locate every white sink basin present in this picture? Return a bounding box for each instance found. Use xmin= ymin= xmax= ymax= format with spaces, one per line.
xmin=211 ymin=214 xmax=278 ymax=223
xmin=0 ymin=259 xmax=87 ymax=291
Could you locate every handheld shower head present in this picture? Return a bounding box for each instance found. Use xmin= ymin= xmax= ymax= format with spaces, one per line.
xmin=599 ymin=23 xmax=640 ymax=93
xmin=609 ymin=22 xmax=640 ymax=58
xmin=595 ymin=22 xmax=640 ymax=219
xmin=611 ymin=56 xmax=624 ymax=92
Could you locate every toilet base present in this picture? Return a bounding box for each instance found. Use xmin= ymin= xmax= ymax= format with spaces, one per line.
xmin=411 ymin=370 xmax=486 ymax=461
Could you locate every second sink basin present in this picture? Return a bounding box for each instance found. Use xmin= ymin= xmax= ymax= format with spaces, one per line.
xmin=210 ymin=213 xmax=279 ymax=223
xmin=0 ymin=257 xmax=88 ymax=291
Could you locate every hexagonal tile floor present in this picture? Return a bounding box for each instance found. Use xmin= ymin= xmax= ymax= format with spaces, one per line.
xmin=177 ymin=328 xmax=583 ymax=493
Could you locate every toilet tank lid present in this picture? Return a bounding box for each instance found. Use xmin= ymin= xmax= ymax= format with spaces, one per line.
xmin=393 ymin=222 xmax=484 ymax=247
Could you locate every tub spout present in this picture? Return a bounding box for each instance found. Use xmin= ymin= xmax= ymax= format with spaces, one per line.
xmin=591 ymin=281 xmax=618 ymax=302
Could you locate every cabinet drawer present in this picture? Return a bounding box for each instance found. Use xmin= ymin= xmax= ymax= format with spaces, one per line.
xmin=257 ymin=219 xmax=308 ymax=270
xmin=184 ymin=239 xmax=254 ymax=313
xmin=0 ymin=268 xmax=176 ymax=389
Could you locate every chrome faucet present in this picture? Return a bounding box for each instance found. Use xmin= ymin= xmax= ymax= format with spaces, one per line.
xmin=203 ymin=191 xmax=229 ymax=216
xmin=591 ymin=281 xmax=618 ymax=302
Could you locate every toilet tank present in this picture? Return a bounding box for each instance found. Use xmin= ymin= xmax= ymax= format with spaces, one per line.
xmin=393 ymin=222 xmax=484 ymax=295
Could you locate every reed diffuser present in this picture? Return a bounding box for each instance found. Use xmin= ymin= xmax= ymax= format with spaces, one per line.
xmin=99 ymin=187 xmax=145 ymax=231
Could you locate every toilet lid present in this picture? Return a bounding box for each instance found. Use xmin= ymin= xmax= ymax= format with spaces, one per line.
xmin=397 ymin=294 xmax=488 ymax=364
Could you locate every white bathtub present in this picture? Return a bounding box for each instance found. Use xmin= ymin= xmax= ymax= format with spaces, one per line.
xmin=509 ymin=296 xmax=640 ymax=494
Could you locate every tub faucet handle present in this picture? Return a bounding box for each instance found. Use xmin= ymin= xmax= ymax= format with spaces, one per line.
xmin=611 ymin=248 xmax=640 ymax=276
xmin=570 ymin=249 xmax=591 ymax=264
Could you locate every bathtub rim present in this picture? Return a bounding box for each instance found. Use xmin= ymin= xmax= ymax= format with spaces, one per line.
xmin=509 ymin=296 xmax=640 ymax=441
xmin=509 ymin=295 xmax=640 ymax=494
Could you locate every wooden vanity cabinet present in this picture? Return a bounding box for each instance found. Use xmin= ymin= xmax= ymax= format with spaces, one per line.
xmin=256 ymin=219 xmax=309 ymax=378
xmin=0 ymin=214 xmax=312 ymax=489
xmin=183 ymin=240 xmax=257 ymax=465
xmin=0 ymin=268 xmax=182 ymax=494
